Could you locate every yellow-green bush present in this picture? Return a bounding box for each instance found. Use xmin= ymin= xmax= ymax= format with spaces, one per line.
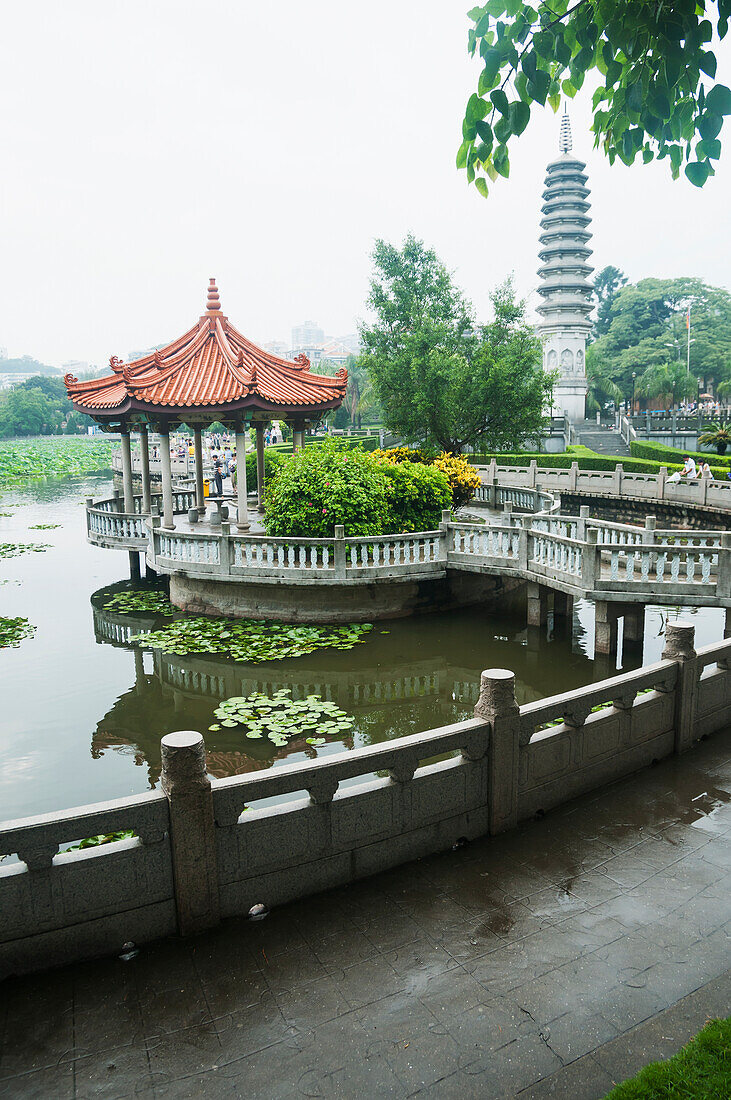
xmin=374 ymin=447 xmax=480 ymax=510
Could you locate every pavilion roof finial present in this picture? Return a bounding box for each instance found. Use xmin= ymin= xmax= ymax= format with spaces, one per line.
xmin=559 ymin=105 xmax=572 ymax=154
xmin=206 ymin=277 xmax=221 ymax=313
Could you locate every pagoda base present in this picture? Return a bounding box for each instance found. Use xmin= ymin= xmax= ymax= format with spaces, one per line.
xmin=168 ymin=571 xmax=523 ymax=623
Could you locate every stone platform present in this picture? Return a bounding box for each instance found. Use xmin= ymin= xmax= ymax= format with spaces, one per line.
xmin=2 ymin=732 xmax=728 ymax=1098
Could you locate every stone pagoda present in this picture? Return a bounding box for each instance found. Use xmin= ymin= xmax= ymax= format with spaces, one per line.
xmin=536 ymin=108 xmax=593 ymax=421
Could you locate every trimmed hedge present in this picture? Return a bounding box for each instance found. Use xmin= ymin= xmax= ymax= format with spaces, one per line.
xmin=267 ymin=435 xmax=380 ymax=457
xmin=630 ymin=439 xmax=731 ymax=470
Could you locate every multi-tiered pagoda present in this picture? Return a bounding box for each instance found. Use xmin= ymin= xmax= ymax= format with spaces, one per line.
xmin=536 ymin=109 xmax=593 ymax=421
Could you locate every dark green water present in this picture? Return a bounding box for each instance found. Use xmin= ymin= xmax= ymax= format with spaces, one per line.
xmin=0 ymin=477 xmax=724 ymax=821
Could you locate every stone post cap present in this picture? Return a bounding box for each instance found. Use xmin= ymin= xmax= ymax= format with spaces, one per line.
xmin=586 ymin=527 xmax=598 ymax=544
xmin=334 ymin=525 xmax=345 ymax=539
xmin=662 ymin=620 xmax=696 ymax=661
xmin=161 ymin=731 xmax=208 ymax=793
xmin=645 ymin=515 xmax=657 ymax=528
xmin=579 ymin=505 xmax=590 ymax=517
xmin=474 ymin=668 xmax=519 ymax=721
xmin=441 ymin=509 xmax=452 ymax=524
xmin=162 ymin=731 xmax=204 ymax=750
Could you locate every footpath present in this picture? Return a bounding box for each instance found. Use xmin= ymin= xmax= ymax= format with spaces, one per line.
xmin=0 ymin=733 xmax=729 ymax=1098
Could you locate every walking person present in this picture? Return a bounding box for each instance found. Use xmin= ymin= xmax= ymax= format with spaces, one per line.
xmin=228 ymin=452 xmax=237 ymax=491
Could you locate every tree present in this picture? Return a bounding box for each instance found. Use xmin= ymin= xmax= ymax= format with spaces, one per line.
xmin=0 ymin=375 xmax=91 ymax=437
xmin=636 ymin=361 xmax=698 ymax=410
xmin=360 ymin=237 xmax=553 ymax=453
xmin=593 ymin=266 xmax=627 ymax=338
xmin=589 ymin=278 xmax=731 ymax=398
xmin=320 ymin=355 xmax=380 ymax=428
xmin=585 ymin=358 xmax=623 ymax=413
xmin=698 ymin=423 xmax=731 ymax=453
xmin=460 ymin=2 xmax=731 ymax=196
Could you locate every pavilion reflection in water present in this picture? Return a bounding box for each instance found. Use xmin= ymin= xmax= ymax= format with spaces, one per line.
xmin=90 ymin=581 xmax=594 ymax=788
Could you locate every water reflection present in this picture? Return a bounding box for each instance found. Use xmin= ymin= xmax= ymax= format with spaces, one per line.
xmin=90 ymin=581 xmax=603 ymax=787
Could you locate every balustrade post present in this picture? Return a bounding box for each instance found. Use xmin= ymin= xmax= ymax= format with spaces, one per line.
xmin=474 ymin=669 xmax=520 ymax=834
xmin=529 ymin=459 xmax=537 ymax=488
xmin=113 ymin=488 xmax=123 ymax=513
xmin=577 ymin=505 xmax=590 ymax=540
xmin=219 ymin=524 xmax=232 ymax=574
xmin=160 ymin=732 xmax=220 ymax=935
xmin=613 ymin=463 xmax=623 ymax=495
xmin=439 ymin=510 xmax=451 ymax=564
xmin=717 ymin=533 xmax=731 ymax=598
xmin=334 ymin=524 xmax=346 ymax=580
xmin=657 ymin=466 xmax=667 ymax=501
xmin=569 ymin=461 xmax=579 ymax=491
xmin=582 ymin=528 xmax=599 ymax=590
xmin=518 ymin=518 xmax=529 ymax=570
xmin=490 ymin=477 xmax=498 ymax=509
xmin=643 ymin=516 xmax=656 ymax=545
xmin=662 ymin=621 xmax=698 ymax=754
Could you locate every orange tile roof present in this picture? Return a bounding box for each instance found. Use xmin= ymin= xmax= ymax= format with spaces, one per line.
xmin=65 ymin=279 xmax=348 ymax=420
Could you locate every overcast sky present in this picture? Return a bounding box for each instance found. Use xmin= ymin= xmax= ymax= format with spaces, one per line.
xmin=1 ymin=1 xmax=729 ymax=368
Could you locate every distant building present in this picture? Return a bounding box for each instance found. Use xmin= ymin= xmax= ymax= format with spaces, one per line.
xmin=320 ymin=339 xmax=352 ymax=365
xmin=62 ymin=360 xmax=91 ymax=376
xmin=262 ymin=340 xmax=289 ymax=360
xmin=337 ymin=334 xmax=361 ymax=356
xmin=291 ymin=321 xmax=325 ymax=350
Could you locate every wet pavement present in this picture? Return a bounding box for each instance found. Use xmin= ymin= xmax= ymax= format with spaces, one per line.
xmin=1 ymin=732 xmax=729 ymax=1099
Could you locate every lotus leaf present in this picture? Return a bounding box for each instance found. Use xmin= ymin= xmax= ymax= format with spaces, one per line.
xmin=0 ymin=616 xmax=36 ymax=648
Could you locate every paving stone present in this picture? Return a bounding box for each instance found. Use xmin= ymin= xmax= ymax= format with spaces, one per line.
xmin=2 ymin=733 xmax=730 ymax=1099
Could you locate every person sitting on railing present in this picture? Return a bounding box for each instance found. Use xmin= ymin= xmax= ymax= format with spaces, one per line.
xmin=699 ymin=461 xmax=713 ymax=481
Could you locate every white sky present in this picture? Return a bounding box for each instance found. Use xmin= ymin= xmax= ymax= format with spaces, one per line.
xmin=1 ymin=1 xmax=729 ymax=368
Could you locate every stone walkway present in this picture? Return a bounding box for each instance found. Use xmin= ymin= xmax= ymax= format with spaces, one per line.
xmin=1 ymin=733 xmax=729 ymax=1099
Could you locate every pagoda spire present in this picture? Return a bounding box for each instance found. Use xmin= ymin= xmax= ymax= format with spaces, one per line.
xmin=559 ymin=105 xmax=572 ymax=154
xmin=206 ymin=277 xmax=221 ymax=313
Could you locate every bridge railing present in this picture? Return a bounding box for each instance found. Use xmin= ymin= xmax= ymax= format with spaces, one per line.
xmin=5 ymin=623 xmax=729 ymax=977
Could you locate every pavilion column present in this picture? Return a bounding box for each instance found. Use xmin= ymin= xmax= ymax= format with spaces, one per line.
xmin=159 ymin=428 xmax=175 ymax=530
xmin=139 ymin=425 xmax=152 ymax=514
xmin=255 ymin=424 xmax=265 ymax=510
xmin=194 ymin=426 xmax=206 ymax=513
xmin=120 ymin=428 xmax=135 ymax=513
xmin=292 ymin=423 xmax=305 ymax=453
xmin=235 ymin=427 xmax=250 ymax=532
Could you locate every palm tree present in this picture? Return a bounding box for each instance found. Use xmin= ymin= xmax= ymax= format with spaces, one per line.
xmin=585 ymin=363 xmax=623 ymax=414
xmin=698 ymin=422 xmax=731 ymax=455
xmin=636 ymin=361 xmax=697 ymax=411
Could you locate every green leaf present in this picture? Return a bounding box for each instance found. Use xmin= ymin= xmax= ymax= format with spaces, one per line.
xmin=698 ymin=52 xmax=717 ymax=79
xmin=685 ymin=160 xmax=712 ymax=187
xmin=705 ymin=84 xmax=731 ymax=116
xmin=490 ymin=88 xmax=509 ymax=114
xmin=508 ymin=100 xmax=530 ymax=135
xmin=475 ymin=176 xmax=489 ymax=198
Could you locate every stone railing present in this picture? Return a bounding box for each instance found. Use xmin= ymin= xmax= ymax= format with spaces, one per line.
xmin=2 ymin=623 xmax=729 ymax=977
xmin=86 ymin=488 xmax=197 ymax=549
xmin=150 ymin=522 xmax=446 ymax=583
xmin=478 ymin=460 xmax=731 ymax=511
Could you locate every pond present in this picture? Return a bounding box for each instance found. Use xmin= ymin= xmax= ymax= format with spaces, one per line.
xmin=0 ymin=476 xmax=725 ymax=821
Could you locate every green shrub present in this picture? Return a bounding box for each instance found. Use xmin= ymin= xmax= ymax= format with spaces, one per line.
xmin=381 ymin=461 xmax=451 ymax=533
xmin=630 ymin=439 xmax=731 ymax=470
xmin=375 ymin=447 xmax=481 ymax=509
xmin=244 ymin=447 xmax=287 ymax=488
xmin=263 ymin=440 xmax=388 ymax=538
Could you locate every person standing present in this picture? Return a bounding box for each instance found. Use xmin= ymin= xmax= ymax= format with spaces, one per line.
xmin=212 ymin=453 xmax=224 ymax=496
xmin=681 ymin=455 xmax=697 ymax=480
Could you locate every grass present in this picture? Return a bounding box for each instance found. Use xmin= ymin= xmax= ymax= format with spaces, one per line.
xmin=604 ymin=1016 xmax=731 ymax=1098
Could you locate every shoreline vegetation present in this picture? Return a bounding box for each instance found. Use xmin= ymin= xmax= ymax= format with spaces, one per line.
xmin=0 ymin=436 xmax=114 ymax=487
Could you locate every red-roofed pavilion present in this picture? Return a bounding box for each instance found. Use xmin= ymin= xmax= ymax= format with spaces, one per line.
xmin=66 ymin=280 xmax=347 ymax=531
